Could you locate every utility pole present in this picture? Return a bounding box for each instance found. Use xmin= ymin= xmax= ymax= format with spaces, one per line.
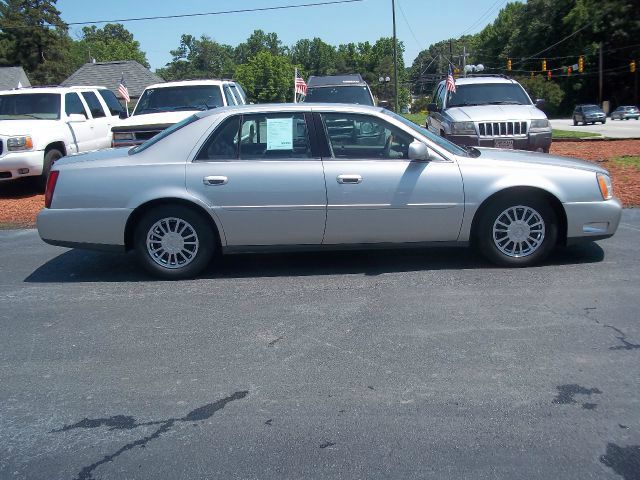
xmin=599 ymin=43 xmax=603 ymax=105
xmin=462 ymin=45 xmax=467 ymax=77
xmin=391 ymin=0 xmax=398 ymax=112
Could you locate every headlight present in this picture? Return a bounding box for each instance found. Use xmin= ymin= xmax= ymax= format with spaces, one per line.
xmin=530 ymin=119 xmax=550 ymax=130
xmin=597 ymin=173 xmax=613 ymax=200
xmin=450 ymin=122 xmax=475 ymax=135
xmin=113 ymin=132 xmax=134 ymax=141
xmin=7 ymin=136 xmax=33 ymax=151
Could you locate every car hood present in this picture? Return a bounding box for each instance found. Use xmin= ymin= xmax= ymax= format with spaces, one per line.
xmin=116 ymin=111 xmax=196 ymax=128
xmin=0 ymin=119 xmax=62 ymax=136
xmin=55 ymin=147 xmax=127 ymax=166
xmin=476 ymin=148 xmax=609 ymax=174
xmin=446 ymin=104 xmax=546 ymax=122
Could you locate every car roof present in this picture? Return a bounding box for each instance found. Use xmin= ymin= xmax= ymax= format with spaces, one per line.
xmin=143 ymin=79 xmax=236 ymax=90
xmin=307 ymin=74 xmax=367 ymax=87
xmin=438 ymin=76 xmax=520 ymax=87
xmin=0 ymin=85 xmax=107 ymax=95
xmin=195 ymin=102 xmax=386 ymax=119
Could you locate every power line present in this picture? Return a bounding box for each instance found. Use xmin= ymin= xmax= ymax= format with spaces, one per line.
xmin=0 ymin=0 xmax=365 ymax=28
xmin=459 ymin=0 xmax=508 ymax=37
xmin=397 ymin=0 xmax=423 ymax=52
xmin=512 ymin=21 xmax=594 ymax=66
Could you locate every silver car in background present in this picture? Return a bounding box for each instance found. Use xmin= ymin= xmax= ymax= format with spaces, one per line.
xmin=37 ymin=104 xmax=622 ymax=279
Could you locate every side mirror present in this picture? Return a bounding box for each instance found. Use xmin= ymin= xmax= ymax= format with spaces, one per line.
xmin=427 ymin=103 xmax=439 ymax=113
xmin=408 ymin=141 xmax=431 ymax=161
xmin=119 ymin=111 xmax=129 ymax=119
xmin=535 ymin=98 xmax=545 ymax=107
xmin=67 ymin=114 xmax=86 ymax=123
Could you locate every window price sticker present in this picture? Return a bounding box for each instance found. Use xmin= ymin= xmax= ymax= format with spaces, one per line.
xmin=266 ymin=117 xmax=293 ymax=150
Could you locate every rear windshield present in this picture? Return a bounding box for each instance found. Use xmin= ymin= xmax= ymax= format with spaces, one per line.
xmin=129 ymin=114 xmax=201 ymax=155
xmin=0 ymin=93 xmax=61 ymax=120
xmin=447 ymin=83 xmax=531 ymax=107
xmin=304 ymin=86 xmax=374 ymax=106
xmin=133 ymin=85 xmax=224 ymax=115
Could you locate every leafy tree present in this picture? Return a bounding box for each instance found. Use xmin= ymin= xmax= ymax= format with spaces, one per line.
xmin=517 ymin=74 xmax=565 ymax=115
xmin=70 ymin=23 xmax=149 ymax=69
xmin=157 ymin=34 xmax=235 ymax=81
xmin=235 ymin=51 xmax=298 ymax=103
xmin=0 ymin=0 xmax=73 ymax=84
xmin=234 ymin=29 xmax=285 ymax=64
xmin=290 ymin=37 xmax=337 ymax=76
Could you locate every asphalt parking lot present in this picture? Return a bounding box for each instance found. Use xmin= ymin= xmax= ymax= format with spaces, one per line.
xmin=1 ymin=210 xmax=639 ymax=480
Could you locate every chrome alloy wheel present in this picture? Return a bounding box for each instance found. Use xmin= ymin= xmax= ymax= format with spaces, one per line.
xmin=146 ymin=217 xmax=200 ymax=269
xmin=492 ymin=205 xmax=545 ymax=258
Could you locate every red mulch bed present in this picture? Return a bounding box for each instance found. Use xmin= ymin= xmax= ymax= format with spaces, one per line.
xmin=1 ymin=140 xmax=639 ymax=229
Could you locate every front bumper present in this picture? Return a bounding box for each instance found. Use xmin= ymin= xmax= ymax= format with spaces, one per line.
xmin=563 ymin=198 xmax=622 ymax=245
xmin=446 ymin=131 xmax=552 ymax=152
xmin=0 ymin=150 xmax=45 ymax=181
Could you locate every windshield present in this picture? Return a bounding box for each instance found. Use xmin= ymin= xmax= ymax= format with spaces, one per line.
xmin=133 ymin=86 xmax=224 ymax=115
xmin=0 ymin=93 xmax=61 ymax=120
xmin=447 ymin=83 xmax=531 ymax=107
xmin=129 ymin=114 xmax=201 ymax=155
xmin=583 ymin=105 xmax=602 ymax=112
xmin=387 ymin=110 xmax=470 ymax=157
xmin=304 ymin=86 xmax=374 ymax=106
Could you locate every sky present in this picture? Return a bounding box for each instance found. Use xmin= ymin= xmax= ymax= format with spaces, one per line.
xmin=56 ymin=0 xmax=512 ymax=71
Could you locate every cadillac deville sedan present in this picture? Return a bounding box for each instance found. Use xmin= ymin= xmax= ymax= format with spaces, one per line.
xmin=37 ymin=104 xmax=622 ymax=279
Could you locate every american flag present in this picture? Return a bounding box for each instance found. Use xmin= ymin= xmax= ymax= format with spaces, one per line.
xmin=118 ymin=73 xmax=130 ymax=103
xmin=295 ymin=73 xmax=307 ymax=96
xmin=445 ymin=65 xmax=456 ymax=94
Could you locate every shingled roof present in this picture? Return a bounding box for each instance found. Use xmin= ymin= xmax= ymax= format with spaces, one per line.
xmin=0 ymin=67 xmax=31 ymax=90
xmin=61 ymin=60 xmax=164 ymax=98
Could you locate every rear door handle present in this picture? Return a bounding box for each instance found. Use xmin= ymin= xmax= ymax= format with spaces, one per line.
xmin=337 ymin=174 xmax=362 ymax=184
xmin=203 ymin=176 xmax=228 ymax=186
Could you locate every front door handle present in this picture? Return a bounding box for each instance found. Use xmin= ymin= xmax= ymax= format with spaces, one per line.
xmin=203 ymin=175 xmax=228 ymax=186
xmin=337 ymin=174 xmax=362 ymax=184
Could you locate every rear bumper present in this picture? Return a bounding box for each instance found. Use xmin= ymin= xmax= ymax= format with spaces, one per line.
xmin=0 ymin=150 xmax=44 ymax=180
xmin=564 ymin=198 xmax=622 ymax=244
xmin=446 ymin=131 xmax=552 ymax=151
xmin=37 ymin=207 xmax=132 ymax=249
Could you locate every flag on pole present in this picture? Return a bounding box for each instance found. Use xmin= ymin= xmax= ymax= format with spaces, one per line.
xmin=295 ymin=71 xmax=307 ymax=98
xmin=445 ymin=65 xmax=456 ymax=94
xmin=117 ymin=73 xmax=130 ymax=103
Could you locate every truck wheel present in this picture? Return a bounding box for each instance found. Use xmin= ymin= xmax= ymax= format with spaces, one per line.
xmin=37 ymin=149 xmax=63 ymax=191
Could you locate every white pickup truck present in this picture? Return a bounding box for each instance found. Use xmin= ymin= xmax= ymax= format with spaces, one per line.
xmin=0 ymin=86 xmax=125 ymax=187
xmin=111 ymin=79 xmax=247 ymax=147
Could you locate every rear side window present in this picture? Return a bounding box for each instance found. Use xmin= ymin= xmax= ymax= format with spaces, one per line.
xmin=97 ymin=89 xmax=124 ymax=116
xmin=240 ymin=113 xmax=311 ymax=159
xmin=80 ymin=91 xmax=106 ymax=118
xmin=223 ymin=85 xmax=237 ymax=106
xmin=65 ymin=92 xmax=88 ymax=118
xmin=196 ymin=116 xmax=240 ymax=161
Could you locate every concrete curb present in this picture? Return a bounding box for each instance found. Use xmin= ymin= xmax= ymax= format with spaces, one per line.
xmin=553 ymin=137 xmax=640 ymax=142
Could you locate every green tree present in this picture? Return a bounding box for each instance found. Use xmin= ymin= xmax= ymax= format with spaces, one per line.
xmin=157 ymin=34 xmax=235 ymax=81
xmin=290 ymin=37 xmax=336 ymax=76
xmin=70 ymin=23 xmax=149 ymax=69
xmin=234 ymin=30 xmax=285 ymax=64
xmin=235 ymin=51 xmax=298 ymax=103
xmin=0 ymin=0 xmax=73 ymax=84
xmin=517 ymin=74 xmax=565 ymax=115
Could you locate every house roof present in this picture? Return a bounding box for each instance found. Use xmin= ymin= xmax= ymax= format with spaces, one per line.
xmin=61 ymin=60 xmax=164 ymax=98
xmin=0 ymin=67 xmax=31 ymax=90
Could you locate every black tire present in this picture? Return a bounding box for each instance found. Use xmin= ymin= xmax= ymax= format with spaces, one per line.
xmin=573 ymin=117 xmax=578 ymax=126
xmin=476 ymin=195 xmax=558 ymax=267
xmin=37 ymin=148 xmax=63 ymax=191
xmin=602 ymin=119 xmax=606 ymax=124
xmin=134 ymin=205 xmax=215 ymax=279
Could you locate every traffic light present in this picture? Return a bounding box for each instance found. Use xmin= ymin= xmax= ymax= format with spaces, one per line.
xmin=578 ymin=56 xmax=584 ymax=73
xmin=542 ymin=59 xmax=547 ymax=71
xmin=632 ymin=60 xmax=637 ymax=73
xmin=567 ymin=66 xmax=572 ymax=76
xmin=547 ymin=70 xmax=552 ymax=81
xmin=507 ymin=58 xmax=512 ymax=71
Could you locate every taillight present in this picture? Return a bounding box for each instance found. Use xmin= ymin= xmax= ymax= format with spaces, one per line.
xmin=44 ymin=170 xmax=59 ymax=208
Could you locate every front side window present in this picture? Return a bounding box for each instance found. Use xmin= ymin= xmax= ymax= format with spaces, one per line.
xmin=435 ymin=85 xmax=445 ymax=110
xmin=81 ymin=91 xmax=106 ymax=118
xmin=321 ymin=113 xmax=413 ymax=160
xmin=240 ymin=113 xmax=312 ymax=159
xmin=0 ymin=93 xmax=61 ymax=120
xmin=64 ymin=93 xmax=88 ymax=118
xmin=196 ymin=115 xmax=240 ymax=161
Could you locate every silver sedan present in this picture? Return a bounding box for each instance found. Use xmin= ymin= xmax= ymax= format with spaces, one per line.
xmin=37 ymin=104 xmax=622 ymax=279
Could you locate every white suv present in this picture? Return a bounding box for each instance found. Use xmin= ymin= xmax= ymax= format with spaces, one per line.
xmin=112 ymin=80 xmax=247 ymax=147
xmin=427 ymin=75 xmax=552 ymax=153
xmin=0 ymin=85 xmax=124 ymax=187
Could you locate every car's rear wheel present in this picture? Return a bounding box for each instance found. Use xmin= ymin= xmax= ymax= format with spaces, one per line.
xmin=573 ymin=117 xmax=578 ymax=126
xmin=477 ymin=196 xmax=557 ymax=267
xmin=134 ymin=206 xmax=215 ymax=279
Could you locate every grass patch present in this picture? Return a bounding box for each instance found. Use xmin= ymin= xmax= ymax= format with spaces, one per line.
xmin=401 ymin=113 xmax=427 ymax=126
xmin=552 ymin=129 xmax=601 ymax=139
xmin=611 ymin=155 xmax=640 ymax=170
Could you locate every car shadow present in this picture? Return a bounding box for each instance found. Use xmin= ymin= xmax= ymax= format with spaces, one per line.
xmin=24 ymin=242 xmax=605 ymax=283
xmin=0 ymin=178 xmax=42 ymax=198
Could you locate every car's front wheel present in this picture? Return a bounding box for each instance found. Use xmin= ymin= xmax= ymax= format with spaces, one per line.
xmin=477 ymin=196 xmax=558 ymax=267
xmin=573 ymin=117 xmax=578 ymax=126
xmin=134 ymin=206 xmax=215 ymax=279
xmin=37 ymin=148 xmax=63 ymax=190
